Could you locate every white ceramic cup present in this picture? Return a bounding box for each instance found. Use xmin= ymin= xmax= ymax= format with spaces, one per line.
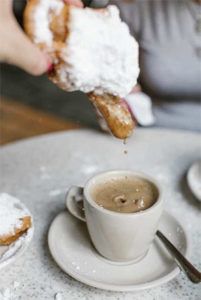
xmin=66 ymin=170 xmax=163 ymax=263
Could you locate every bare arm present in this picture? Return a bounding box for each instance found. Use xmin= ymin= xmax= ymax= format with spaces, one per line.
xmin=0 ymin=0 xmax=83 ymax=75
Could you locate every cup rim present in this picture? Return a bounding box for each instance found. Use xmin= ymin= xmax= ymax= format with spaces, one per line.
xmin=84 ymin=170 xmax=163 ymax=217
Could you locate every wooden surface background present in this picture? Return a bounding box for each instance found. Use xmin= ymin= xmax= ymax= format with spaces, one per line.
xmin=0 ymin=98 xmax=81 ymax=146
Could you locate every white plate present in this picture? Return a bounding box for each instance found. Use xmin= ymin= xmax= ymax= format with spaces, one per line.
xmin=0 ymin=200 xmax=34 ymax=270
xmin=48 ymin=210 xmax=191 ymax=292
xmin=187 ymin=161 xmax=201 ymax=202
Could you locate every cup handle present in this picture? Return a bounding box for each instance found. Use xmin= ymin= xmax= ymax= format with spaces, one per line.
xmin=66 ymin=186 xmax=86 ymax=222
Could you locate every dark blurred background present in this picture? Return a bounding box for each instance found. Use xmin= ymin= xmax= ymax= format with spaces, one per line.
xmin=1 ymin=63 xmax=97 ymax=128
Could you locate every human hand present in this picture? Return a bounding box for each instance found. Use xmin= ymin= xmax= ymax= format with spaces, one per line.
xmin=0 ymin=0 xmax=52 ymax=75
xmin=65 ymin=0 xmax=83 ymax=7
xmin=129 ymin=84 xmax=142 ymax=94
xmin=0 ymin=0 xmax=83 ymax=75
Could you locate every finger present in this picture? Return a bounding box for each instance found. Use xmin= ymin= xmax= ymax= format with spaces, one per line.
xmin=119 ymin=99 xmax=136 ymax=121
xmin=2 ymin=19 xmax=52 ymax=75
xmin=130 ymin=84 xmax=141 ymax=94
xmin=64 ymin=0 xmax=84 ymax=8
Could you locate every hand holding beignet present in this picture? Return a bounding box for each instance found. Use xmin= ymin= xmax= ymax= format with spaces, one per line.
xmin=24 ymin=0 xmax=139 ymax=138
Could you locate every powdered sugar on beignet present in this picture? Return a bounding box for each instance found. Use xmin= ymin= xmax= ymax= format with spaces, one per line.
xmin=33 ymin=0 xmax=64 ymax=46
xmin=59 ymin=5 xmax=139 ymax=97
xmin=24 ymin=1 xmax=139 ymax=139
xmin=25 ymin=1 xmax=139 ymax=98
xmin=0 ymin=194 xmax=32 ymax=246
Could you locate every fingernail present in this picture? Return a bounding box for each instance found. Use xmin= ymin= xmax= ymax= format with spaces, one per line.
xmin=47 ymin=64 xmax=54 ymax=72
xmin=44 ymin=53 xmax=53 ymax=71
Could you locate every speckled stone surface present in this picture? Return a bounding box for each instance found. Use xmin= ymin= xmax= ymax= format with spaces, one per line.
xmin=0 ymin=129 xmax=200 ymax=300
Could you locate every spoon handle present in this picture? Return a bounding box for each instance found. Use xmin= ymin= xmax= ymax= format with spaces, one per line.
xmin=156 ymin=230 xmax=201 ymax=283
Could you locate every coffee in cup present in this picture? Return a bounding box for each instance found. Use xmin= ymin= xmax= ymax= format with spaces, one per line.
xmin=91 ymin=176 xmax=158 ymax=213
xmin=66 ymin=170 xmax=163 ymax=262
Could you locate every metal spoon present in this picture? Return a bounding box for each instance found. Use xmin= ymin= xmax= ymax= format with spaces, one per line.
xmin=156 ymin=230 xmax=201 ymax=283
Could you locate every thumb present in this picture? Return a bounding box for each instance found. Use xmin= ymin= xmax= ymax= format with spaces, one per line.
xmin=64 ymin=0 xmax=83 ymax=7
xmin=1 ymin=18 xmax=52 ymax=75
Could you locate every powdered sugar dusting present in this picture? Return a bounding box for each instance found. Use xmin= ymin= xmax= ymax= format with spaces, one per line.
xmin=0 ymin=288 xmax=11 ymax=300
xmin=13 ymin=282 xmax=20 ymax=289
xmin=61 ymin=5 xmax=139 ymax=97
xmin=0 ymin=129 xmax=200 ymax=299
xmin=49 ymin=189 xmax=63 ymax=197
xmin=0 ymin=194 xmax=30 ymax=237
xmin=54 ymin=292 xmax=63 ymax=300
xmin=32 ymin=0 xmax=139 ymax=97
xmin=0 ymin=194 xmax=33 ymax=270
xmin=0 ymin=227 xmax=34 ymax=265
xmin=0 ymin=282 xmax=20 ymax=300
xmin=107 ymin=104 xmax=132 ymax=125
xmin=33 ymin=0 xmax=64 ymax=45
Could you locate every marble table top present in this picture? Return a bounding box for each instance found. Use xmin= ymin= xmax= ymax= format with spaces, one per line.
xmin=0 ymin=128 xmax=200 ymax=300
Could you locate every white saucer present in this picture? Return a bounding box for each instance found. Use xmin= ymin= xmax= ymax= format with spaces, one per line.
xmin=48 ymin=210 xmax=191 ymax=292
xmin=0 ymin=200 xmax=34 ymax=270
xmin=187 ymin=161 xmax=201 ymax=202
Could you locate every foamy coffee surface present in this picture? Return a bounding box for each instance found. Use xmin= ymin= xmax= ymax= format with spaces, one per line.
xmin=92 ymin=176 xmax=158 ymax=213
